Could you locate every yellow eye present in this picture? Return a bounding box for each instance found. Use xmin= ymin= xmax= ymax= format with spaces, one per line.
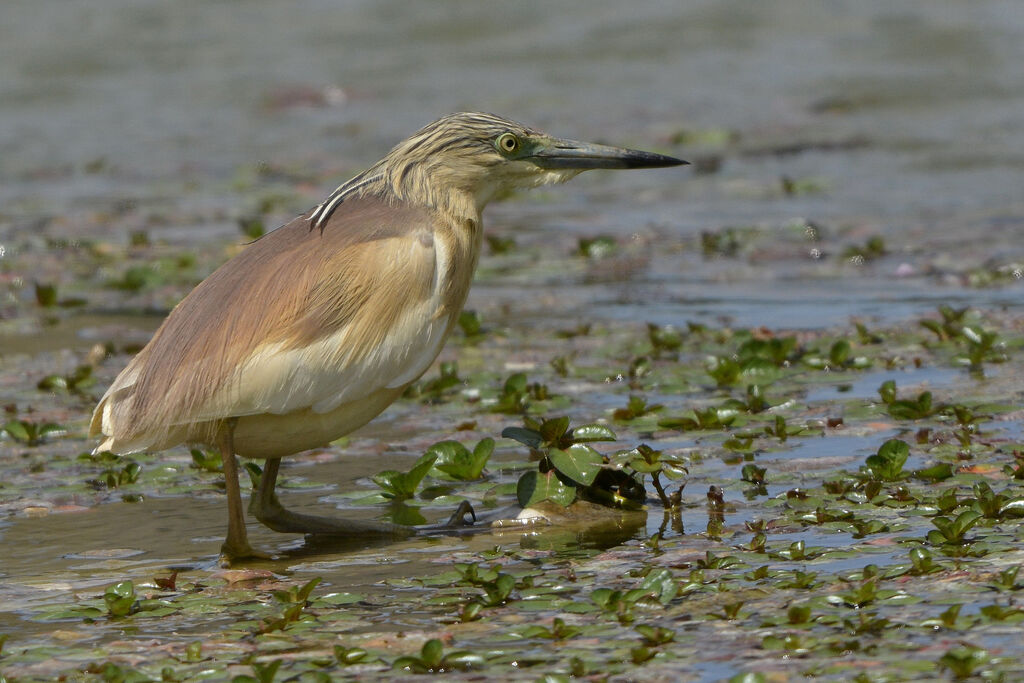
xmin=496 ymin=132 xmax=520 ymax=154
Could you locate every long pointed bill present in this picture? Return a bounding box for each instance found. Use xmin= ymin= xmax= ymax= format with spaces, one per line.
xmin=528 ymin=138 xmax=687 ymax=170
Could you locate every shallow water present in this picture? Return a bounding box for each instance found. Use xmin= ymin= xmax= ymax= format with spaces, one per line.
xmin=3 ymin=0 xmax=1024 ymax=680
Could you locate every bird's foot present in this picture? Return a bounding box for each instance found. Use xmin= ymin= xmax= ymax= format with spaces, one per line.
xmin=254 ymin=496 xmax=414 ymax=538
xmin=218 ymin=541 xmax=274 ymax=567
xmin=442 ymin=500 xmax=477 ymax=528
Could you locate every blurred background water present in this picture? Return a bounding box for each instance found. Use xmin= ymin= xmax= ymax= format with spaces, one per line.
xmin=1 ymin=0 xmax=1024 ymax=353
xmin=3 ymin=0 xmax=1022 ymax=231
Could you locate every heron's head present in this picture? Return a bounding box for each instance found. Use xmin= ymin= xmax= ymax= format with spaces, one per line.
xmin=377 ymin=112 xmax=686 ymax=213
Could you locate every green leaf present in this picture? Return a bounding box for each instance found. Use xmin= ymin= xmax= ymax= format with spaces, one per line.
xmin=470 ymin=438 xmax=495 ymax=476
xmin=373 ymin=453 xmax=438 ymax=499
xmin=432 ymin=438 xmax=493 ymax=481
xmin=571 ymin=424 xmax=617 ymax=442
xmin=404 ymin=453 xmax=438 ymax=490
xmin=641 ymin=568 xmax=678 ymax=605
xmin=878 ymin=380 xmax=897 ymax=404
xmin=540 ymin=416 xmax=570 ymax=443
xmin=481 ymin=573 xmax=516 ymax=606
xmin=548 ymin=444 xmax=603 ymax=486
xmin=420 ymin=639 xmax=444 ymax=668
xmin=104 ymin=580 xmax=136 ymax=617
xmin=334 ymin=645 xmax=368 ymax=665
xmin=34 ymin=282 xmax=58 ymax=307
xmin=250 ymin=660 xmax=282 ymax=683
xmin=457 ymin=310 xmax=482 ymax=336
xmin=295 ymin=577 xmax=321 ymax=603
xmin=2 ymin=421 xmax=30 ymax=443
xmin=864 ymin=439 xmax=909 ymax=481
xmin=829 ymin=339 xmax=851 ymax=366
xmin=501 ymin=426 xmax=543 ymax=448
xmin=914 ymin=463 xmax=953 ymax=482
xmin=999 ymin=498 xmax=1024 ymax=517
xmin=503 ymin=372 xmax=528 ymax=395
xmin=517 ymin=470 xmax=576 ymax=508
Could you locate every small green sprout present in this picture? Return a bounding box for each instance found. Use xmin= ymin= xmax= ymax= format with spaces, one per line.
xmin=919 ymin=305 xmax=969 ymax=341
xmin=182 ymin=641 xmax=203 ymax=663
xmin=740 ymin=464 xmax=766 ymax=485
xmin=842 ymin=611 xmax=890 ymax=635
xmin=877 ymin=380 xmax=940 ymax=419
xmin=658 ymin=405 xmax=737 ymax=431
xmin=630 ymin=645 xmax=658 ymax=664
xmin=190 ymin=448 xmax=223 ymax=472
xmin=577 ymin=235 xmax=616 ymax=259
xmin=700 ymin=228 xmax=741 ymax=257
xmin=921 ymin=604 xmax=964 ymax=630
xmin=405 ymin=361 xmax=462 ymax=400
xmin=237 ymin=215 xmax=265 ymax=240
xmin=786 ymin=605 xmax=813 ymax=625
xmin=457 ymin=310 xmax=484 ymax=339
xmin=104 ymin=581 xmax=137 ymax=617
xmin=372 ymin=453 xmax=438 ymax=500
xmin=427 ymin=438 xmax=494 ymax=481
xmin=967 ymin=481 xmax=1024 ymax=519
xmin=762 ymin=414 xmax=796 ymax=442
xmin=2 ymin=419 xmax=65 ymax=447
xmin=863 ymin=438 xmax=909 ymax=481
xmin=107 ymin=264 xmax=163 ymax=292
xmin=392 ymin=638 xmax=484 ymax=673
xmin=453 ymin=563 xmax=517 ymax=606
xmin=710 ymin=600 xmax=745 ymax=620
xmin=646 ymin=323 xmax=683 ymax=354
xmin=989 ymin=565 xmax=1023 ymax=592
xmin=776 ymin=570 xmax=819 ymax=590
xmin=34 ymin=281 xmax=58 ymax=307
xmin=333 ymin=645 xmax=370 ymax=666
xmin=37 ymin=364 xmax=96 ymax=394
xmin=259 ymin=578 xmax=321 ymax=634
xmin=516 ymin=617 xmax=581 ymax=640
xmin=978 ymin=604 xmax=1024 ymax=622
xmin=705 ymin=356 xmax=741 ymax=387
xmin=907 ymin=547 xmax=940 ymax=575
xmin=612 ymin=395 xmax=664 ymax=421
xmin=827 ymin=578 xmax=896 ymax=609
xmin=491 ymin=371 xmax=547 ymax=414
xmin=485 ymin=233 xmax=515 ymax=254
xmin=232 ymin=659 xmax=281 ymax=683
xmin=842 ymin=236 xmax=886 ymax=263
xmin=635 ymin=624 xmax=675 ymax=646
xmin=97 ymin=460 xmax=142 ymax=489
xmin=937 ymin=645 xmax=990 ymax=679
xmin=958 ymin=324 xmax=1005 ymax=371
xmin=927 ymin=510 xmax=983 ymax=546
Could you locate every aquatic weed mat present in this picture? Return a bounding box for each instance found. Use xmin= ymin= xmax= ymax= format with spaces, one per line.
xmin=3 ymin=302 xmax=1024 ymax=681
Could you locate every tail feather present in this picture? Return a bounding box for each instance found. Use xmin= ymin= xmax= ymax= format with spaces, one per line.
xmin=89 ymin=362 xmax=157 ymax=455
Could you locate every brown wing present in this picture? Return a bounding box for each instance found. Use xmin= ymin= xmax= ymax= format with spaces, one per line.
xmin=91 ymin=196 xmax=440 ymax=452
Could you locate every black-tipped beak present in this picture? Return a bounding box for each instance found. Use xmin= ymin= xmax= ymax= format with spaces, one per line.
xmin=528 ymin=138 xmax=687 ymax=170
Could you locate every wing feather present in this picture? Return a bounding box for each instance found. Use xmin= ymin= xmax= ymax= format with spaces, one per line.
xmin=91 ymin=197 xmax=444 ymax=452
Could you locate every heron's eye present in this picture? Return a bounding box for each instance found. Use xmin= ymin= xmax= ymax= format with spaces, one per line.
xmin=496 ymin=132 xmax=520 ymax=155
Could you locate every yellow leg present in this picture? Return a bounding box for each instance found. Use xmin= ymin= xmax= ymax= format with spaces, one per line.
xmin=217 ymin=421 xmax=269 ymax=566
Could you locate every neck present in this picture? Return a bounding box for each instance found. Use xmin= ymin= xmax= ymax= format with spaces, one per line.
xmin=377 ymin=162 xmax=489 ymax=223
xmin=309 ymin=159 xmax=493 ymax=232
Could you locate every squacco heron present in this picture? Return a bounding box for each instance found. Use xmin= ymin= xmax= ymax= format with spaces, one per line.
xmin=90 ymin=112 xmax=685 ymax=564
